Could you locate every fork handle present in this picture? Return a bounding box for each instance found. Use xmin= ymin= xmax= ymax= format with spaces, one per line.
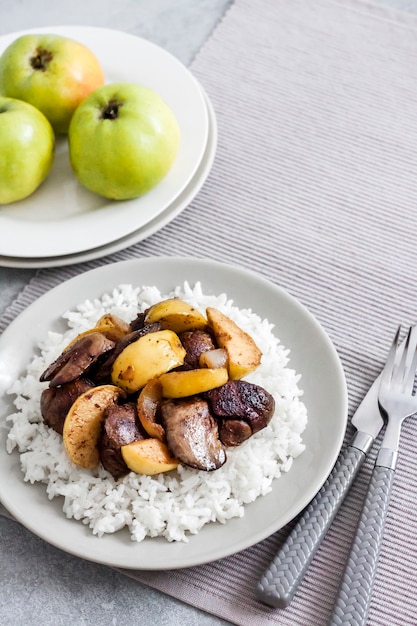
xmin=256 ymin=432 xmax=373 ymax=608
xmin=328 ymin=463 xmax=395 ymax=626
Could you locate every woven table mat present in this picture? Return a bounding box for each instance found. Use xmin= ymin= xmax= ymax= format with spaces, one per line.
xmin=2 ymin=0 xmax=417 ymax=624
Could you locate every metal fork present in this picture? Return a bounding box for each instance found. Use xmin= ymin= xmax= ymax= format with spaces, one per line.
xmin=329 ymin=325 xmax=417 ymax=626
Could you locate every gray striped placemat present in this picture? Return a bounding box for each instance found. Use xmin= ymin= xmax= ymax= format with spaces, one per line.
xmin=2 ymin=0 xmax=417 ymax=624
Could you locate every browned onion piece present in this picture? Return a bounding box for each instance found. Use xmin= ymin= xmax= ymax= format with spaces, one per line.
xmin=137 ymin=379 xmax=165 ymax=441
xmin=199 ymin=348 xmax=228 ymax=369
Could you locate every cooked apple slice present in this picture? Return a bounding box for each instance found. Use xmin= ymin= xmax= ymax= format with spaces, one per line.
xmin=158 ymin=367 xmax=229 ymax=398
xmin=137 ymin=379 xmax=165 ymax=441
xmin=144 ymin=298 xmax=207 ymax=332
xmin=121 ymin=438 xmax=179 ymax=475
xmin=64 ymin=313 xmax=130 ymax=349
xmin=63 ymin=384 xmax=125 ymax=469
xmin=111 ymin=329 xmax=186 ymax=393
xmin=94 ymin=313 xmax=131 ymax=341
xmin=206 ymin=307 xmax=262 ymax=379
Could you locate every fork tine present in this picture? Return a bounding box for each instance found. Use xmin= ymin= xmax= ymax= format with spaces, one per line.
xmin=381 ymin=325 xmax=402 ymax=388
xmin=402 ymin=326 xmax=417 ymax=394
xmin=394 ymin=326 xmax=410 ymax=388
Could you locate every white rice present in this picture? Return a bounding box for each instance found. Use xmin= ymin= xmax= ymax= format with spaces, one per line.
xmin=5 ymin=281 xmax=308 ymax=542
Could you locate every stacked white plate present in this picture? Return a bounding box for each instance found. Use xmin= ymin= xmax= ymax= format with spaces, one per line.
xmin=0 ymin=26 xmax=217 ymax=268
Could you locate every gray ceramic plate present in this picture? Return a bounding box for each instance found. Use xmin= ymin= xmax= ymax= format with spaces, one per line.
xmin=0 ymin=257 xmax=348 ymax=569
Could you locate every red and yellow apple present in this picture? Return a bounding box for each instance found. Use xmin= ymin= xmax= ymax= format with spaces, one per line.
xmin=0 ymin=33 xmax=105 ymax=133
xmin=0 ymin=96 xmax=55 ymax=204
xmin=68 ymin=82 xmax=180 ymax=200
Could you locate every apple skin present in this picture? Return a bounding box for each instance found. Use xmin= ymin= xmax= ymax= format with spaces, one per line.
xmin=68 ymin=82 xmax=180 ymax=200
xmin=0 ymin=34 xmax=105 ymax=134
xmin=0 ymin=96 xmax=55 ymax=204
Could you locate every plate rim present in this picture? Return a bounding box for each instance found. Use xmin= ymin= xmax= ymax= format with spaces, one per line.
xmin=0 ymin=25 xmax=208 ymax=258
xmin=0 ymin=256 xmax=348 ymax=569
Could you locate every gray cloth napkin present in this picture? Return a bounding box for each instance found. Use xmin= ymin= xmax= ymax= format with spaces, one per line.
xmin=2 ymin=0 xmax=417 ymax=624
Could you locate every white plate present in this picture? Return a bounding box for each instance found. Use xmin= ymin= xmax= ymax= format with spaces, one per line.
xmin=0 ymin=257 xmax=348 ymax=569
xmin=0 ymin=86 xmax=217 ymax=269
xmin=0 ymin=26 xmax=208 ymax=258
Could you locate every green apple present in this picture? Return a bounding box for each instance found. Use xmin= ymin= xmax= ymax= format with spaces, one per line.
xmin=0 ymin=34 xmax=105 ymax=134
xmin=0 ymin=96 xmax=55 ymax=204
xmin=68 ymin=82 xmax=180 ymax=200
